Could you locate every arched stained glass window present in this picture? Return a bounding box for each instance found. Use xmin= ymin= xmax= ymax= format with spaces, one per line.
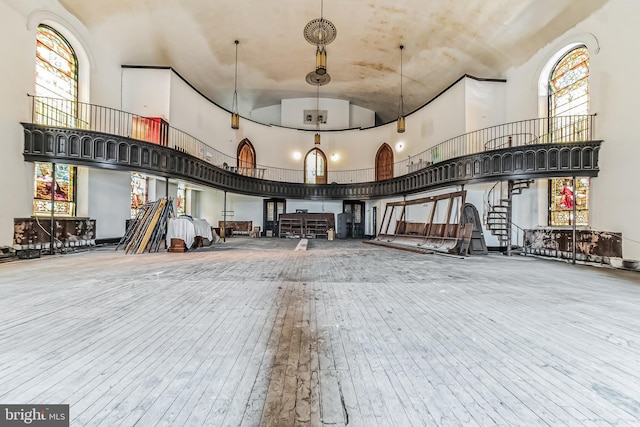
xmin=36 ymin=25 xmax=77 ymax=99
xmin=305 ymin=148 xmax=327 ymax=184
xmin=33 ymin=25 xmax=79 ymax=216
xmin=548 ymin=46 xmax=590 ymax=226
xmin=549 ymin=47 xmax=589 ymax=117
xmin=375 ymin=143 xmax=394 ymax=181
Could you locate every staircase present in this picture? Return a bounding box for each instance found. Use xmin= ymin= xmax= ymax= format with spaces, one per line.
xmin=485 ymin=179 xmax=534 ymax=249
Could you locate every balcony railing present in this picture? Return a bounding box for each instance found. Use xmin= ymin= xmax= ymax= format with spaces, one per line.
xmin=29 ymin=95 xmax=595 ymax=184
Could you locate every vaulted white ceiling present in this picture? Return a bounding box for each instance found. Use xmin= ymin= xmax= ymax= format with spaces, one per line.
xmin=15 ymin=0 xmax=611 ymax=124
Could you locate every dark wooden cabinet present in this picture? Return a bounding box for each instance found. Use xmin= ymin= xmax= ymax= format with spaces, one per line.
xmin=278 ymin=213 xmax=335 ymax=238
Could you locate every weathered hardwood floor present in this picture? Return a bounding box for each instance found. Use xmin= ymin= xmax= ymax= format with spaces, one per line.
xmin=1 ymin=238 xmax=639 ymax=426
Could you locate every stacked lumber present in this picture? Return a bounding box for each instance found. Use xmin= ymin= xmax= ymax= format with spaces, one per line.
xmin=116 ymin=198 xmax=174 ymax=254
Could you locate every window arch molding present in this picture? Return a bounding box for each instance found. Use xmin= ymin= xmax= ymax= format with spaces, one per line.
xmin=28 ymin=12 xmax=92 ymax=102
xmin=535 ymin=33 xmax=599 ymax=100
xmin=304 ymin=147 xmax=327 ymax=184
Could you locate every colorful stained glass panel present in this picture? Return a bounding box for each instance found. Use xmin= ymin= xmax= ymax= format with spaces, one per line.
xmin=33 ymin=162 xmax=76 ymax=216
xmin=550 ymin=46 xmax=589 ymax=118
xmin=35 ymin=25 xmax=77 ymax=102
xmin=35 ymin=25 xmax=78 ymax=127
xmin=549 ymin=177 xmax=589 ymax=226
xmin=176 ymin=185 xmax=186 ymax=215
xmin=131 ymin=173 xmax=148 ymax=218
xmin=548 ymin=46 xmax=590 ymax=226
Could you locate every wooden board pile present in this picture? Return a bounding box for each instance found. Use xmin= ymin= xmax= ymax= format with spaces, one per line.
xmin=116 ymin=198 xmax=174 ymax=254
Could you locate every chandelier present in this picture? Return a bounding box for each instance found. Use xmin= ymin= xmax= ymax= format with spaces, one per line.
xmin=305 ymin=0 xmax=336 ymax=85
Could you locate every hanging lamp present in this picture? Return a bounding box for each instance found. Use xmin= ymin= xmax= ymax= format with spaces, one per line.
xmin=315 ymin=45 xmax=327 ymax=75
xmin=305 ymin=0 xmax=336 ymax=77
xmin=397 ymin=44 xmax=406 ymax=133
xmin=231 ymin=40 xmax=240 ymax=129
xmin=314 ymin=80 xmax=321 ymax=145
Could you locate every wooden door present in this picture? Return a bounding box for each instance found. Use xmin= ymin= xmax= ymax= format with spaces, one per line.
xmin=375 ymin=143 xmax=394 ymax=181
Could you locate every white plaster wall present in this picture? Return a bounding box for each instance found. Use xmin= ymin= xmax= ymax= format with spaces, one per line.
xmin=87 ymin=169 xmax=131 ymax=239
xmin=465 ymin=79 xmax=507 ymax=132
xmin=197 ymin=188 xmax=225 ymax=226
xmin=350 ymin=104 xmax=376 ymax=129
xmin=75 ymin=167 xmax=90 ymax=218
xmin=285 ymin=200 xmax=342 ymax=216
xmin=503 ymin=0 xmax=640 ymax=259
xmin=121 ymin=68 xmax=171 ymax=120
xmin=195 ymin=189 xmax=262 ymax=230
xmin=251 ymin=104 xmax=282 ymax=126
xmin=168 ymin=71 xmax=243 ymax=161
xmin=147 ymin=177 xmax=159 ymax=202
xmin=223 ymin=194 xmax=263 ymax=228
xmin=411 ymin=79 xmax=467 ymax=150
xmin=464 ymin=183 xmax=501 ymax=248
xmin=116 ymin=68 xmax=475 ymax=176
xmin=511 ymin=180 xmax=541 ymax=247
xmin=364 ymin=201 xmax=382 ymax=236
xmin=282 ymin=98 xmax=350 ymax=130
xmin=251 ymin=100 xmax=375 ymax=129
xmin=168 ymin=183 xmax=179 ymax=214
xmin=0 ymin=1 xmax=37 ymax=247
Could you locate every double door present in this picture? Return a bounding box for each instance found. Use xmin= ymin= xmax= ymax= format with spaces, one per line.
xmin=263 ymin=198 xmax=285 ymax=237
xmin=342 ymin=201 xmax=365 ymax=239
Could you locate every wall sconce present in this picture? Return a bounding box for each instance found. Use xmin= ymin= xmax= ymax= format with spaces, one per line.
xmin=293 ymin=151 xmax=302 ymax=160
xmin=330 ymin=153 xmax=339 ymax=161
xmin=395 ymin=142 xmax=405 ymax=152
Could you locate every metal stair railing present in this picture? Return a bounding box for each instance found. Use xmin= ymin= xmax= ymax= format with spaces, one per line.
xmin=484 ymin=179 xmax=534 ymax=252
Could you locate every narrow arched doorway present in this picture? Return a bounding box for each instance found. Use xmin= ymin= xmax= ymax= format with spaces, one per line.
xmin=375 ymin=143 xmax=394 ymax=181
xmin=237 ymin=138 xmax=256 ymax=176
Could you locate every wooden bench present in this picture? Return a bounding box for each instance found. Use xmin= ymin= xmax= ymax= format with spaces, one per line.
xmin=218 ymin=221 xmax=253 ymax=235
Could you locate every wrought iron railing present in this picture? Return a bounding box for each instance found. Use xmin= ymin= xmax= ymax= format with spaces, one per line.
xmin=29 ymin=95 xmax=595 ymax=184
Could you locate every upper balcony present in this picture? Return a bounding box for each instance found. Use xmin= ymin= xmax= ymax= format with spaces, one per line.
xmin=22 ymin=96 xmax=601 ymax=200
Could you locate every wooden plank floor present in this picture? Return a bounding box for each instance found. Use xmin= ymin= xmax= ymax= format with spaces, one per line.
xmin=1 ymin=238 xmax=640 ymax=426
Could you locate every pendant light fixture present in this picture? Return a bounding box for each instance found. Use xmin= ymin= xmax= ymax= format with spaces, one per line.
xmin=397 ymin=44 xmax=406 ymax=133
xmin=316 ymin=45 xmax=327 ymax=75
xmin=231 ymin=40 xmax=240 ymax=130
xmin=305 ymin=0 xmax=336 ymax=78
xmin=314 ymin=79 xmax=321 ymax=145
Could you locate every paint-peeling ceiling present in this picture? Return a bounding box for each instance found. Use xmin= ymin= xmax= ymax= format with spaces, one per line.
xmin=21 ymin=0 xmax=612 ymax=124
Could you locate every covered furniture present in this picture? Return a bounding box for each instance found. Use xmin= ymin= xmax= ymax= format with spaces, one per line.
xmin=166 ymin=217 xmax=214 ymax=251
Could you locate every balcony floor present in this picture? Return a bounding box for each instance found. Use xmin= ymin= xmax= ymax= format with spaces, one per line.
xmin=1 ymin=239 xmax=639 ymax=426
